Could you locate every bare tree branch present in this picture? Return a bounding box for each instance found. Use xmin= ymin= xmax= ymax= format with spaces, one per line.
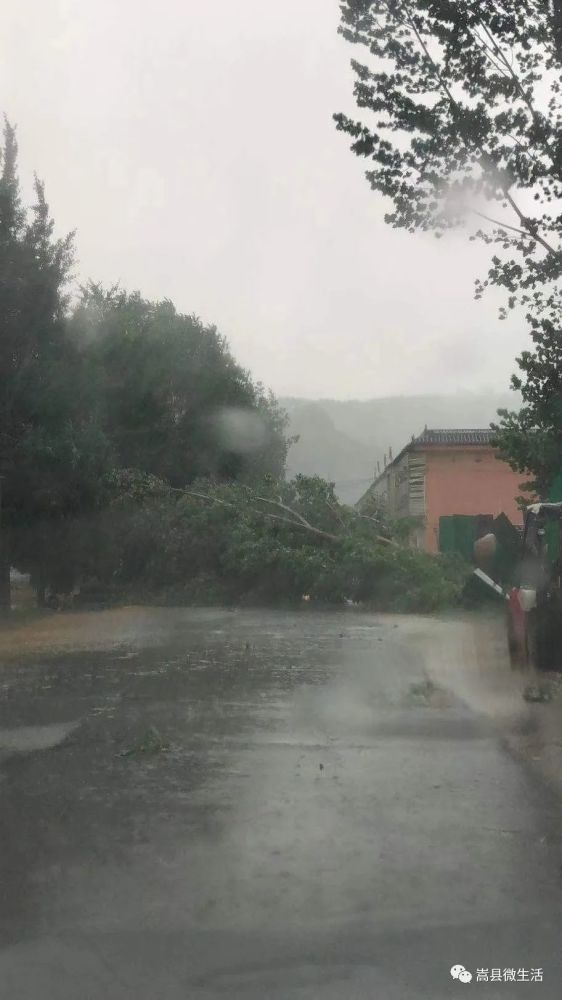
xmin=502 ymin=190 xmax=557 ymax=255
xmin=473 ymin=210 xmax=533 ymax=239
xmin=256 ymin=492 xmax=316 ymax=529
xmin=356 ymin=513 xmax=401 ymax=547
xmin=177 ymin=487 xmax=404 ymax=549
xmin=178 ymin=488 xmax=340 ymax=542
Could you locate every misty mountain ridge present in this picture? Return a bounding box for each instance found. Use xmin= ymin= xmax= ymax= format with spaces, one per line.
xmin=281 ymin=391 xmax=520 ymax=504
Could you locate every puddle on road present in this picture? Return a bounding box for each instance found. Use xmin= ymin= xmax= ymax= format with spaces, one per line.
xmin=0 ymin=720 xmax=80 ymax=753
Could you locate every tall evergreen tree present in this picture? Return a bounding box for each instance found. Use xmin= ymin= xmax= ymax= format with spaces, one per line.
xmin=0 ymin=119 xmax=110 ymax=605
xmin=70 ymin=284 xmax=288 ymax=488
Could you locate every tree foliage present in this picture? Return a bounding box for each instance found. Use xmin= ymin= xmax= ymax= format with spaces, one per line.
xmin=0 ymin=122 xmax=287 ymax=602
xmin=71 ymin=285 xmax=288 ymax=487
xmin=0 ymin=117 xmax=464 ymax=613
xmin=82 ymin=472 xmax=465 ymax=611
xmin=492 ymin=316 xmax=562 ymax=496
xmin=0 ymin=119 xmax=112 ymax=603
xmin=336 ymin=1 xmax=562 ymax=494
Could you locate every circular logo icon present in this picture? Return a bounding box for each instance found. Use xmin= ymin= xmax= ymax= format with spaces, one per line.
xmin=450 ymin=965 xmax=472 ymax=983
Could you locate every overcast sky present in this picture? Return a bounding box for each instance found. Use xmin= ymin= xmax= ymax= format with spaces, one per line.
xmin=1 ymin=0 xmax=528 ymax=399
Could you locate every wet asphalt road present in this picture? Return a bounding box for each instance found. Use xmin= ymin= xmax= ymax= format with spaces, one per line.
xmin=0 ymin=607 xmax=562 ymax=999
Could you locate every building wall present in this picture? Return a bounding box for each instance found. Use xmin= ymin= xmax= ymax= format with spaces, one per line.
xmin=408 ymin=453 xmax=426 ymax=518
xmin=423 ymin=446 xmax=523 ymax=552
xmin=391 ymin=453 xmax=410 ymax=519
xmin=365 ymin=469 xmax=390 ymax=508
xmin=358 ymin=453 xmax=426 ymax=547
xmin=365 ymin=453 xmax=414 ymax=518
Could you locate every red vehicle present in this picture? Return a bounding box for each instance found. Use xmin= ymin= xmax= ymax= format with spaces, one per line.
xmin=475 ymin=503 xmax=562 ymax=671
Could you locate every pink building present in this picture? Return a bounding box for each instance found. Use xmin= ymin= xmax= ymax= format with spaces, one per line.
xmin=359 ymin=429 xmax=524 ymax=552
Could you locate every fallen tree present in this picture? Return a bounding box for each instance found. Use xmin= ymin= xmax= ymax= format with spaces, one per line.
xmin=179 ymin=485 xmax=401 ymax=548
xmin=69 ymin=471 xmax=467 ymax=611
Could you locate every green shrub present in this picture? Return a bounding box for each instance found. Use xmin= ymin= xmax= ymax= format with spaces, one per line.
xmin=78 ymin=473 xmax=468 ymax=613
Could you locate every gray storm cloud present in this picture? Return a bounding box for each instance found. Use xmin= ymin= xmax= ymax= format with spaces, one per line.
xmin=0 ymin=0 xmax=529 ymax=399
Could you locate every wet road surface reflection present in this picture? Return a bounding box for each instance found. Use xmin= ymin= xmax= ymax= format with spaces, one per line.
xmin=1 ymin=606 xmax=562 ymax=998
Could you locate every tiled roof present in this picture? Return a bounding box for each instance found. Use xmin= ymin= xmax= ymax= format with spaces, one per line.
xmin=414 ymin=428 xmax=495 ymax=447
xmin=362 ymin=426 xmax=498 ymax=501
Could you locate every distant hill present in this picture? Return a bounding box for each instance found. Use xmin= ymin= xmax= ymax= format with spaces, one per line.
xmin=281 ymin=392 xmax=520 ymax=505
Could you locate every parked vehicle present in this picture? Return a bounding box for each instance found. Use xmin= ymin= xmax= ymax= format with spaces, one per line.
xmin=474 ymin=503 xmax=562 ymax=671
